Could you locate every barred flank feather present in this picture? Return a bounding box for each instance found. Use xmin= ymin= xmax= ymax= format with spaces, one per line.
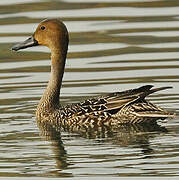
xmin=42 ymin=85 xmax=175 ymax=125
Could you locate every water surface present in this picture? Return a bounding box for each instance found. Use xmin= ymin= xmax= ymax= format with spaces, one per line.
xmin=0 ymin=0 xmax=179 ymax=178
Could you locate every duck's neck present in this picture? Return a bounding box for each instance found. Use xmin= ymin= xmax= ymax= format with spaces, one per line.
xmin=37 ymin=49 xmax=66 ymax=115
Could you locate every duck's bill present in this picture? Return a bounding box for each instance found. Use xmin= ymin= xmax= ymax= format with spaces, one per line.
xmin=11 ymin=36 xmax=38 ymax=51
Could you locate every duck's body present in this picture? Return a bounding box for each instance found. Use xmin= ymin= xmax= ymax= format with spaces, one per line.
xmin=36 ymin=85 xmax=173 ymax=125
xmin=12 ymin=19 xmax=174 ymax=125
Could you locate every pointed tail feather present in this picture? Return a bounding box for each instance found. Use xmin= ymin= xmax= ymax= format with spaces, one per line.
xmin=146 ymin=86 xmax=173 ymax=96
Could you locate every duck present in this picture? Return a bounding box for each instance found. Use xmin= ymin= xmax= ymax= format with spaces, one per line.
xmin=12 ymin=19 xmax=175 ymax=125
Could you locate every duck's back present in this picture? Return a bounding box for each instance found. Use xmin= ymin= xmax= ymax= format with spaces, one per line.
xmin=53 ymin=85 xmax=174 ymax=126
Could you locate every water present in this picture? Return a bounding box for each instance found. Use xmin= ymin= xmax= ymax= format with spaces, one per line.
xmin=0 ymin=0 xmax=179 ymax=178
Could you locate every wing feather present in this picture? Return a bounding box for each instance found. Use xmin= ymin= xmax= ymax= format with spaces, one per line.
xmin=62 ymin=85 xmax=173 ymax=120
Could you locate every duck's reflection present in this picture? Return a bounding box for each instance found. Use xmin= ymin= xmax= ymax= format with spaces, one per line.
xmin=37 ymin=121 xmax=69 ymax=170
xmin=37 ymin=119 xmax=168 ymax=170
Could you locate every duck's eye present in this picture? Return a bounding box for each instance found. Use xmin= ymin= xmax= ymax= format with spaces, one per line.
xmin=40 ymin=26 xmax=46 ymax=30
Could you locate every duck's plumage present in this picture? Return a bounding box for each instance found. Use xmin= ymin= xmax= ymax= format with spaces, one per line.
xmin=50 ymin=85 xmax=173 ymax=125
xmin=12 ymin=19 xmax=175 ymax=126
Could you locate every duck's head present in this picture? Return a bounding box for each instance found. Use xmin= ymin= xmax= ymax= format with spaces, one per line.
xmin=12 ymin=19 xmax=69 ymax=52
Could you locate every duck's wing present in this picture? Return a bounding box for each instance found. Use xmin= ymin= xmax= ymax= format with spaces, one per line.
xmin=63 ymin=85 xmax=172 ymax=117
xmin=102 ymin=85 xmax=172 ymax=112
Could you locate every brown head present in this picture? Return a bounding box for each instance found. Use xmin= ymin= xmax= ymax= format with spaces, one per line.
xmin=12 ymin=19 xmax=69 ymax=55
